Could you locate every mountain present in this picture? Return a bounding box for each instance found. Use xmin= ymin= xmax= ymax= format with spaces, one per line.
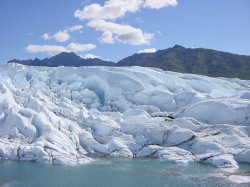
xmin=7 ymin=45 xmax=250 ymax=79
xmin=116 ymin=45 xmax=250 ymax=79
xmin=7 ymin=52 xmax=115 ymax=67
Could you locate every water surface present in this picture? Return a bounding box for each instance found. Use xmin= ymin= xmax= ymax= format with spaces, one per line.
xmin=0 ymin=158 xmax=250 ymax=187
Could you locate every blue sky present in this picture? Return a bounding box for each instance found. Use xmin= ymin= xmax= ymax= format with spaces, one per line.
xmin=0 ymin=0 xmax=249 ymax=63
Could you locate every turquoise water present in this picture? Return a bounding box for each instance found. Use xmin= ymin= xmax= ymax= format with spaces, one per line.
xmin=0 ymin=158 xmax=250 ymax=187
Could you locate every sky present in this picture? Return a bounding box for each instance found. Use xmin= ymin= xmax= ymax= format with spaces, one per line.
xmin=0 ymin=0 xmax=250 ymax=63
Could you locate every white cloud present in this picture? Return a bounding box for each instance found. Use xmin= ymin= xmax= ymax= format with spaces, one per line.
xmin=74 ymin=0 xmax=178 ymax=45
xmin=36 ymin=0 xmax=178 ymax=51
xmin=41 ymin=33 xmax=52 ymax=40
xmin=138 ymin=48 xmax=157 ymax=54
xmin=80 ymin=53 xmax=100 ymax=59
xmin=75 ymin=0 xmax=143 ymax=20
xmin=87 ymin=19 xmax=153 ymax=45
xmin=41 ymin=30 xmax=70 ymax=42
xmin=54 ymin=30 xmax=70 ymax=42
xmin=100 ymin=31 xmax=114 ymax=43
xmin=26 ymin=45 xmax=66 ymax=56
xmin=143 ymin=0 xmax=178 ymax=9
xmin=26 ymin=43 xmax=96 ymax=56
xmin=68 ymin=25 xmax=83 ymax=32
xmin=75 ymin=0 xmax=178 ymax=21
xmin=41 ymin=25 xmax=82 ymax=43
xmin=67 ymin=43 xmax=96 ymax=52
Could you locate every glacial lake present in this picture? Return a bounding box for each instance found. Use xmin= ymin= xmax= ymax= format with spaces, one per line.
xmin=0 ymin=158 xmax=250 ymax=187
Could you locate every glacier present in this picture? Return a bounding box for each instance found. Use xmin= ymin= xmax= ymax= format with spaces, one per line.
xmin=0 ymin=64 xmax=250 ymax=170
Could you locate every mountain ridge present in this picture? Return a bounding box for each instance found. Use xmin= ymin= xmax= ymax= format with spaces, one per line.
xmin=116 ymin=45 xmax=250 ymax=79
xmin=7 ymin=45 xmax=250 ymax=79
xmin=8 ymin=52 xmax=115 ymax=67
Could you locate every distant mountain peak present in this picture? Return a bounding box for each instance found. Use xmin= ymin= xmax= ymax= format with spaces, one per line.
xmin=172 ymin=44 xmax=185 ymax=49
xmin=116 ymin=45 xmax=250 ymax=79
xmin=7 ymin=52 xmax=114 ymax=67
xmin=56 ymin=51 xmax=76 ymax=56
xmin=51 ymin=52 xmax=81 ymax=59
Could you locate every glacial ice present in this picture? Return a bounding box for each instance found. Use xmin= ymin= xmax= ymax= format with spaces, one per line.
xmin=0 ymin=64 xmax=250 ymax=171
